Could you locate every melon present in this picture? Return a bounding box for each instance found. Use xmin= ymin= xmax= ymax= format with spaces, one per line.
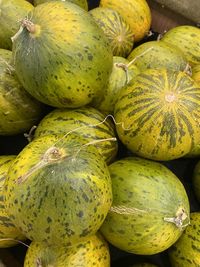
xmin=24 ymin=233 xmax=110 ymax=267
xmin=100 ymin=157 xmax=190 ymax=255
xmin=89 ymin=7 xmax=134 ymax=57
xmin=161 ymin=25 xmax=200 ymax=66
xmin=12 ymin=1 xmax=113 ymax=108
xmin=0 ymin=0 xmax=33 ymax=50
xmin=4 ymin=133 xmax=112 ymax=246
xmin=168 ymin=212 xmax=200 ymax=266
xmin=34 ymin=0 xmax=88 ymax=10
xmin=114 ymin=68 xmax=200 ymax=161
xmin=192 ymin=64 xmax=200 ymax=85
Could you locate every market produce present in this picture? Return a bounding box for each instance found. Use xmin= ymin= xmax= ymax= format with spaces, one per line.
xmin=34 ymin=0 xmax=88 ymax=10
xmin=12 ymin=1 xmax=113 ymax=108
xmin=89 ymin=7 xmax=134 ymax=57
xmin=99 ymin=0 xmax=151 ymax=42
xmin=168 ymin=212 xmax=200 ymax=266
xmin=161 ymin=25 xmax=200 ymax=66
xmin=0 ymin=48 xmax=43 ymax=135
xmin=127 ymin=40 xmax=189 ymax=72
xmin=0 ymin=155 xmax=26 ymax=248
xmin=33 ymin=106 xmax=118 ymax=164
xmin=4 ymin=133 xmax=112 ymax=246
xmin=100 ymin=157 xmax=190 ymax=255
xmin=114 ymin=68 xmax=200 ymax=161
xmin=0 ymin=0 xmax=33 ymax=50
xmin=24 ymin=233 xmax=110 ymax=267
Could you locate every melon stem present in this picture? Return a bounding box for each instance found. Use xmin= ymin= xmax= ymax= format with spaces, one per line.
xmin=164 ymin=207 xmax=189 ymax=229
xmin=21 ymin=18 xmax=36 ymax=34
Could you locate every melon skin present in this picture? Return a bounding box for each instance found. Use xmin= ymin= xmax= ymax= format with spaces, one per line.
xmin=33 ymin=106 xmax=118 ymax=164
xmin=12 ymin=1 xmax=113 ymax=108
xmin=24 ymin=233 xmax=110 ymax=267
xmin=34 ymin=0 xmax=88 ymax=10
xmin=114 ymin=68 xmax=200 ymax=161
xmin=4 ymin=133 xmax=112 ymax=246
xmin=168 ymin=212 xmax=200 ymax=266
xmin=0 ymin=155 xmax=26 ymax=248
xmin=100 ymin=157 xmax=190 ymax=255
xmin=0 ymin=0 xmax=33 ymax=50
xmin=89 ymin=7 xmax=134 ymax=58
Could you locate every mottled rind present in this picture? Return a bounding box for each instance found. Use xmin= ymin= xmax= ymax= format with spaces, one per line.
xmin=100 ymin=157 xmax=190 ymax=255
xmin=34 ymin=0 xmax=88 ymax=10
xmin=114 ymin=68 xmax=200 ymax=161
xmin=5 ymin=134 xmax=112 ymax=246
xmin=24 ymin=233 xmax=110 ymax=267
xmin=168 ymin=212 xmax=200 ymax=266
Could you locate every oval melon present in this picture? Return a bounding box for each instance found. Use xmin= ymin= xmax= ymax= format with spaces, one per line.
xmin=34 ymin=0 xmax=88 ymax=10
xmin=100 ymin=157 xmax=190 ymax=255
xmin=12 ymin=1 xmax=113 ymax=108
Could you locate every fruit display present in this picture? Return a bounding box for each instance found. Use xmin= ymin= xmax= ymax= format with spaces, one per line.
xmin=0 ymin=0 xmax=200 ymax=266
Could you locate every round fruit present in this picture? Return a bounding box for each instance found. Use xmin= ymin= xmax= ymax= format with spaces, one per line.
xmin=34 ymin=0 xmax=88 ymax=10
xmin=127 ymin=40 xmax=189 ymax=72
xmin=168 ymin=212 xmax=200 ymax=266
xmin=24 ymin=233 xmax=110 ymax=267
xmin=5 ymin=133 xmax=112 ymax=246
xmin=100 ymin=157 xmax=190 ymax=255
xmin=99 ymin=0 xmax=151 ymax=42
xmin=0 ymin=155 xmax=26 ymax=248
xmin=89 ymin=7 xmax=134 ymax=57
xmin=33 ymin=106 xmax=118 ymax=164
xmin=0 ymin=0 xmax=33 ymax=50
xmin=161 ymin=25 xmax=200 ymax=66
xmin=114 ymin=68 xmax=200 ymax=161
xmin=12 ymin=1 xmax=113 ymax=108
xmin=0 ymin=48 xmax=43 ymax=135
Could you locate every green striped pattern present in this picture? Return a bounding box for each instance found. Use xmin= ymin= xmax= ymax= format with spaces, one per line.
xmin=100 ymin=157 xmax=190 ymax=255
xmin=168 ymin=212 xmax=200 ymax=266
xmin=114 ymin=68 xmax=200 ymax=161
xmin=34 ymin=0 xmax=88 ymax=10
xmin=34 ymin=106 xmax=118 ymax=164
xmin=89 ymin=7 xmax=134 ymax=57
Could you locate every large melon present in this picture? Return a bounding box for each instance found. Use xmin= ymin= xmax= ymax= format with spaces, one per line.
xmin=12 ymin=1 xmax=113 ymax=108
xmin=24 ymin=233 xmax=110 ymax=267
xmin=0 ymin=48 xmax=43 ymax=135
xmin=33 ymin=106 xmax=118 ymax=164
xmin=4 ymin=133 xmax=112 ymax=246
xmin=34 ymin=0 xmax=88 ymax=10
xmin=0 ymin=0 xmax=33 ymax=50
xmin=114 ymin=68 xmax=200 ymax=161
xmin=100 ymin=157 xmax=190 ymax=255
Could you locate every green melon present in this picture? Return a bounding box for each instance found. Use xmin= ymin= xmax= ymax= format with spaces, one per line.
xmin=0 ymin=155 xmax=26 ymax=248
xmin=127 ymin=40 xmax=189 ymax=72
xmin=0 ymin=0 xmax=33 ymax=50
xmin=96 ymin=56 xmax=140 ymax=115
xmin=33 ymin=106 xmax=118 ymax=164
xmin=100 ymin=157 xmax=190 ymax=255
xmin=4 ymin=133 xmax=112 ymax=246
xmin=168 ymin=212 xmax=200 ymax=266
xmin=161 ymin=25 xmax=200 ymax=66
xmin=114 ymin=68 xmax=200 ymax=161
xmin=12 ymin=1 xmax=113 ymax=108
xmin=89 ymin=7 xmax=134 ymax=57
xmin=0 ymin=48 xmax=43 ymax=135
xmin=34 ymin=0 xmax=88 ymax=10
xmin=24 ymin=233 xmax=110 ymax=267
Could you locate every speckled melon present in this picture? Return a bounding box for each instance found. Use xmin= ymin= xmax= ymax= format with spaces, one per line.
xmin=24 ymin=233 xmax=110 ymax=267
xmin=33 ymin=106 xmax=118 ymax=164
xmin=161 ymin=25 xmax=200 ymax=66
xmin=99 ymin=0 xmax=151 ymax=42
xmin=33 ymin=0 xmax=88 ymax=10
xmin=4 ymin=133 xmax=112 ymax=246
xmin=0 ymin=0 xmax=33 ymax=50
xmin=96 ymin=56 xmax=140 ymax=114
xmin=127 ymin=40 xmax=189 ymax=72
xmin=168 ymin=212 xmax=200 ymax=266
xmin=89 ymin=7 xmax=134 ymax=57
xmin=114 ymin=68 xmax=200 ymax=161
xmin=0 ymin=155 xmax=26 ymax=248
xmin=0 ymin=48 xmax=43 ymax=135
xmin=12 ymin=1 xmax=113 ymax=108
xmin=100 ymin=157 xmax=190 ymax=255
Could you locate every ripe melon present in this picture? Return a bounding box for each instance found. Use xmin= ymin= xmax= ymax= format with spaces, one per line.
xmin=34 ymin=0 xmax=88 ymax=10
